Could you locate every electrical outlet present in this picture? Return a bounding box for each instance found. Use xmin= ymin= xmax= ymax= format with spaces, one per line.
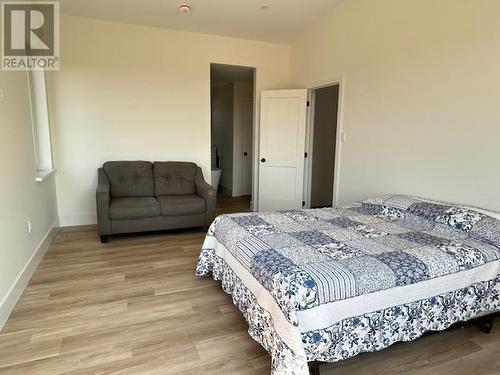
xmin=27 ymin=220 xmax=33 ymax=234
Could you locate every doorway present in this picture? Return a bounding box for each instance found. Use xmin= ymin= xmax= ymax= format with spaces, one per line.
xmin=305 ymin=84 xmax=340 ymax=208
xmin=210 ymin=63 xmax=255 ymax=207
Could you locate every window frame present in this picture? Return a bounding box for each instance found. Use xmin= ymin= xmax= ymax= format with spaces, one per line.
xmin=27 ymin=70 xmax=55 ymax=182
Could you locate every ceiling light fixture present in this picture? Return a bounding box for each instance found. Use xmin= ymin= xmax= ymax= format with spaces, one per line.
xmin=178 ymin=4 xmax=192 ymax=14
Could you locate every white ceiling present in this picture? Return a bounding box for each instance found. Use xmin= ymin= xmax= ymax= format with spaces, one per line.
xmin=60 ymin=0 xmax=339 ymax=44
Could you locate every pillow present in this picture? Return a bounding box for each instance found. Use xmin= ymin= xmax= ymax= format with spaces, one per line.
xmin=360 ymin=195 xmax=422 ymax=219
xmin=359 ymin=194 xmax=500 ymax=235
xmin=470 ymin=216 xmax=500 ymax=246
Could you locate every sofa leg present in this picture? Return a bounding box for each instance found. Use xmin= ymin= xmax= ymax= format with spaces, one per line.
xmin=100 ymin=235 xmax=108 ymax=244
xmin=308 ymin=362 xmax=320 ymax=375
xmin=479 ymin=318 xmax=494 ymax=334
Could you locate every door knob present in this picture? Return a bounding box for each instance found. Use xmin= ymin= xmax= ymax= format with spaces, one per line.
xmin=261 ymin=158 xmax=266 ymax=163
xmin=244 ymin=152 xmax=248 ymax=156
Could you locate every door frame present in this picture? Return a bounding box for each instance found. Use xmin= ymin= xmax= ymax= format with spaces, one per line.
xmin=234 ymin=97 xmax=254 ymax=197
xmin=304 ymin=77 xmax=345 ymax=208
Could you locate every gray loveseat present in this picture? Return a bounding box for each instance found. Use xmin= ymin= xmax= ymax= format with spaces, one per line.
xmin=96 ymin=161 xmax=216 ymax=243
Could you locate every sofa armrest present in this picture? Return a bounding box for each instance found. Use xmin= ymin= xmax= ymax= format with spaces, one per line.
xmin=195 ymin=167 xmax=217 ymax=225
xmin=96 ymin=168 xmax=111 ymax=235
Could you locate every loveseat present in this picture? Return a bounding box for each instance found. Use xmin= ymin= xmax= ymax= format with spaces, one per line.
xmin=96 ymin=161 xmax=216 ymax=243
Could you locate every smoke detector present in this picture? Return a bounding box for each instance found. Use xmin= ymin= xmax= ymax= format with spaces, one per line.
xmin=178 ymin=4 xmax=192 ymax=14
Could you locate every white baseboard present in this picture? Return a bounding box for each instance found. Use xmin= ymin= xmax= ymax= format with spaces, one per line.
xmin=0 ymin=218 xmax=59 ymax=330
xmin=59 ymin=212 xmax=97 ymax=227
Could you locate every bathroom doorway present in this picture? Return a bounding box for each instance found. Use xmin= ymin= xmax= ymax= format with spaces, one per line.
xmin=304 ymin=83 xmax=341 ymax=208
xmin=210 ymin=63 xmax=255 ymax=208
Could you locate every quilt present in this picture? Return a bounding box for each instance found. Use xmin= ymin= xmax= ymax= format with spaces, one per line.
xmin=196 ymin=195 xmax=500 ymax=374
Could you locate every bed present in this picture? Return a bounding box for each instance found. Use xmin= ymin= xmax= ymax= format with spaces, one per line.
xmin=195 ymin=195 xmax=500 ymax=375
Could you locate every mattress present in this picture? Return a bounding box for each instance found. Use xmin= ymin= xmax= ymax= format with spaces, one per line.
xmin=195 ymin=195 xmax=500 ymax=374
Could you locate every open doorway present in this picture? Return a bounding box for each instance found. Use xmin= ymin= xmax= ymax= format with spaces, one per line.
xmin=305 ymin=84 xmax=340 ymax=208
xmin=210 ymin=63 xmax=255 ymax=211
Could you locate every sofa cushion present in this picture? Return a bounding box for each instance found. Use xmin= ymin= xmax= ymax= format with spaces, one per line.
xmin=157 ymin=195 xmax=206 ymax=216
xmin=154 ymin=162 xmax=197 ymax=196
xmin=104 ymin=161 xmax=154 ymax=198
xmin=110 ymin=197 xmax=160 ymax=220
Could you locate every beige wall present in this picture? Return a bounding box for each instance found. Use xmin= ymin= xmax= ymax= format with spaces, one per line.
xmin=48 ymin=15 xmax=290 ymax=226
xmin=291 ymin=0 xmax=500 ymax=211
xmin=0 ymin=71 xmax=58 ymax=328
xmin=48 ymin=3 xmax=500 ymax=224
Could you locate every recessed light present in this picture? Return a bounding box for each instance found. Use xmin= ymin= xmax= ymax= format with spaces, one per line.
xmin=178 ymin=4 xmax=192 ymax=14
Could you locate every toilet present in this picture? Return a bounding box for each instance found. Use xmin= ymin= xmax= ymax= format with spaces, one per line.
xmin=211 ymin=145 xmax=222 ymax=191
xmin=211 ymin=168 xmax=222 ymax=190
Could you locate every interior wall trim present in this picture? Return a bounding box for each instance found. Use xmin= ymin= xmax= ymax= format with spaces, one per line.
xmin=0 ymin=218 xmax=59 ymax=330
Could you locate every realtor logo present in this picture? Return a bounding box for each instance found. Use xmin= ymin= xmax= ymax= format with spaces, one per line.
xmin=2 ymin=1 xmax=59 ymax=70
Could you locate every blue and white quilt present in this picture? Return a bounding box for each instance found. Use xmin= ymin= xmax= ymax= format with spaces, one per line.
xmin=196 ymin=195 xmax=500 ymax=375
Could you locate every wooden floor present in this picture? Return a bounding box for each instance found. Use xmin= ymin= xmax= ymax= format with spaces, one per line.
xmin=0 ymin=195 xmax=499 ymax=375
xmin=215 ymin=194 xmax=252 ymax=215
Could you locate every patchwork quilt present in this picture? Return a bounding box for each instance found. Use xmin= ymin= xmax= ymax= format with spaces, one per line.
xmin=196 ymin=195 xmax=500 ymax=375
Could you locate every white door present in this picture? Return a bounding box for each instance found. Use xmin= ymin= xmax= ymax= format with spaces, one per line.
xmin=258 ymin=89 xmax=308 ymax=211
xmin=241 ymin=99 xmax=253 ymax=196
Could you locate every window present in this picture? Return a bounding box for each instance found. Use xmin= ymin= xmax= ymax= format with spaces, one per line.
xmin=27 ymin=70 xmax=54 ymax=181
